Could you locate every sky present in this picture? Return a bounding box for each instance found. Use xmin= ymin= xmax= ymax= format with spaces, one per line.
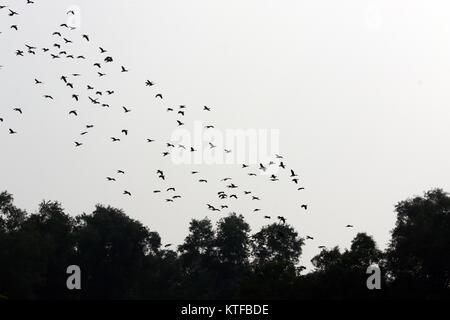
xmin=1 ymin=0 xmax=450 ymax=270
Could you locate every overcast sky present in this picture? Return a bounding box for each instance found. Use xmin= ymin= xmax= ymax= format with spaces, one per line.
xmin=1 ymin=1 xmax=449 ymax=269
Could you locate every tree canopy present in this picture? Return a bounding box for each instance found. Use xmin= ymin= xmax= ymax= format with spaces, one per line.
xmin=0 ymin=189 xmax=448 ymax=299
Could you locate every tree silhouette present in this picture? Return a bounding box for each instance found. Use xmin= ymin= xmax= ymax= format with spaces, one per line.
xmin=386 ymin=189 xmax=450 ymax=298
xmin=0 ymin=189 xmax=448 ymax=299
xmin=215 ymin=213 xmax=250 ymax=266
xmin=251 ymin=223 xmax=304 ymax=265
xmin=73 ymin=205 xmax=157 ymax=299
xmin=307 ymin=233 xmax=383 ymax=299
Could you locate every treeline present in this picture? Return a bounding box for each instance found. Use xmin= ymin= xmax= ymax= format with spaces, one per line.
xmin=0 ymin=189 xmax=448 ymax=300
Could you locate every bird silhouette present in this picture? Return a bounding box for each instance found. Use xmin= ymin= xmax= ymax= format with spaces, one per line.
xmin=277 ymin=216 xmax=286 ymax=224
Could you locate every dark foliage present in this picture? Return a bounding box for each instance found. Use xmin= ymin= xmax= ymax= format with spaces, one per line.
xmin=0 ymin=189 xmax=448 ymax=299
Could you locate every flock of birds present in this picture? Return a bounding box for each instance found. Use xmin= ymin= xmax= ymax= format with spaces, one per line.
xmin=0 ymin=3 xmax=356 ymax=255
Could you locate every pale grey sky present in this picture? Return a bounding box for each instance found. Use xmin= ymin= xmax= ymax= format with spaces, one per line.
xmin=1 ymin=1 xmax=449 ymax=270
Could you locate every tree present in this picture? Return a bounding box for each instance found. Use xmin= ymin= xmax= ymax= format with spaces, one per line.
xmin=251 ymin=223 xmax=304 ymax=265
xmin=386 ymin=189 xmax=450 ymax=298
xmin=178 ymin=218 xmax=216 ymax=262
xmin=214 ymin=213 xmax=251 ymax=298
xmin=215 ymin=213 xmax=250 ymax=265
xmin=307 ymin=234 xmax=383 ymax=299
xmin=0 ymin=191 xmax=27 ymax=233
xmin=73 ymin=205 xmax=156 ymax=299
xmin=0 ymin=200 xmax=75 ymax=299
xmin=178 ymin=218 xmax=218 ymax=299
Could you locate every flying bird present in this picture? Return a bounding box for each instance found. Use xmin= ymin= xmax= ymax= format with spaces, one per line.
xmin=277 ymin=216 xmax=286 ymax=224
